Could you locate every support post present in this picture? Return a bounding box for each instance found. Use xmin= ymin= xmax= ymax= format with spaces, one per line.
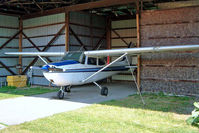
xmin=19 ymin=16 xmax=23 ymax=74
xmin=65 ymin=11 xmax=69 ymax=51
xmin=106 ymin=17 xmax=111 ymax=82
xmin=90 ymin=14 xmax=93 ymax=48
xmin=136 ymin=0 xmax=141 ymax=89
xmin=106 ymin=17 xmax=111 ymax=62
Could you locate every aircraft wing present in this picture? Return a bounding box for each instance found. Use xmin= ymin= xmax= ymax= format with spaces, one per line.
xmin=84 ymin=45 xmax=199 ymax=57
xmin=4 ymin=52 xmax=65 ymax=56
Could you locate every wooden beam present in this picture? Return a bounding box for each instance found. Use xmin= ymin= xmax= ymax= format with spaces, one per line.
xmin=23 ymin=0 xmax=136 ymax=19
xmin=22 ymin=32 xmax=41 ymax=51
xmin=106 ymin=17 xmax=111 ymax=83
xmin=0 ymin=25 xmax=18 ymax=29
xmin=33 ymin=0 xmax=43 ymax=12
xmin=0 ymin=29 xmax=22 ymax=50
xmin=112 ymin=29 xmax=129 ymax=46
xmin=18 ymin=16 xmax=23 ymax=74
xmin=136 ymin=0 xmax=141 ymax=89
xmin=0 ymin=61 xmax=16 ymax=75
xmin=90 ymin=14 xmax=93 ymax=48
xmin=22 ymin=32 xmax=52 ymax=62
xmin=93 ymin=32 xmax=106 ymax=50
xmin=69 ymin=26 xmax=87 ymax=50
xmin=65 ymin=11 xmax=69 ymax=51
xmin=22 ymin=25 xmax=65 ymax=74
xmin=42 ymin=24 xmax=65 ymax=51
xmin=107 ymin=17 xmax=111 ymax=50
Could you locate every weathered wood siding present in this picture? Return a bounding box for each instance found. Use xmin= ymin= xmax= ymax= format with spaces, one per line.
xmin=140 ymin=6 xmax=199 ymax=96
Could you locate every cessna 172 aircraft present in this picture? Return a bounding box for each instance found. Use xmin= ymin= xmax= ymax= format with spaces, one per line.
xmin=5 ymin=44 xmax=199 ymax=99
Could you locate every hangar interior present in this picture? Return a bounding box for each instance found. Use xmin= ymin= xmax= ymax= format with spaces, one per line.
xmin=0 ymin=0 xmax=199 ymax=96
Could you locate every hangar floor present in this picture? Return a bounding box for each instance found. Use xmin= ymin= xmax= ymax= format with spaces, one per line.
xmin=0 ymin=83 xmax=136 ymax=126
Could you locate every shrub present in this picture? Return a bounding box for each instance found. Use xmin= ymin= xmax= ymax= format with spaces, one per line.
xmin=186 ymin=102 xmax=199 ymax=127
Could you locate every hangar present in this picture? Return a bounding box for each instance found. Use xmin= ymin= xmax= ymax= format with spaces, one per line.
xmin=0 ymin=0 xmax=199 ymax=96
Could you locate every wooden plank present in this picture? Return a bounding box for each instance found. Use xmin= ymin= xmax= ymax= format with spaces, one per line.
xmin=22 ymin=25 xmax=65 ymax=74
xmin=0 ymin=36 xmax=18 ymax=39
xmin=18 ymin=17 xmax=23 ymax=74
xmin=141 ymin=77 xmax=199 ymax=83
xmin=42 ymin=24 xmax=65 ymax=51
xmin=69 ymin=26 xmax=87 ymax=50
xmin=90 ymin=14 xmax=93 ymax=48
xmin=65 ymin=11 xmax=69 ymax=51
xmin=22 ymin=32 xmax=52 ymax=62
xmin=136 ymin=0 xmax=141 ymax=89
xmin=0 ymin=61 xmax=16 ymax=75
xmin=107 ymin=17 xmax=111 ymax=50
xmin=93 ymin=32 xmax=106 ymax=50
xmin=112 ymin=29 xmax=129 ymax=46
xmin=70 ymin=22 xmax=105 ymax=30
xmin=22 ymin=33 xmax=105 ymax=39
xmin=142 ymin=64 xmax=199 ymax=68
xmin=107 ymin=17 xmax=111 ymax=82
xmin=0 ymin=30 xmax=22 ymax=50
xmin=22 ymin=32 xmax=41 ymax=51
xmin=112 ymin=27 xmax=137 ymax=30
xmin=0 ymin=25 xmax=18 ymax=29
xmin=23 ymin=0 xmax=136 ymax=19
xmin=112 ymin=36 xmax=137 ymax=39
xmin=23 ymin=22 xmax=65 ymax=30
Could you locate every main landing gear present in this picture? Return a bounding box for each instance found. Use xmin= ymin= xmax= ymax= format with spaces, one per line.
xmin=93 ymin=82 xmax=108 ymax=96
xmin=57 ymin=86 xmax=71 ymax=99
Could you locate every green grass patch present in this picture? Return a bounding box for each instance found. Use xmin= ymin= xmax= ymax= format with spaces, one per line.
xmin=0 ymin=86 xmax=58 ymax=100
xmin=1 ymin=93 xmax=199 ymax=133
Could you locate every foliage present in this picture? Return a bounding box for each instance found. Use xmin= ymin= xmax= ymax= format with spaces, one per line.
xmin=186 ymin=102 xmax=199 ymax=127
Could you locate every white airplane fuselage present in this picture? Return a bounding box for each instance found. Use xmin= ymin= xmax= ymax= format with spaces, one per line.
xmin=43 ymin=61 xmax=129 ymax=86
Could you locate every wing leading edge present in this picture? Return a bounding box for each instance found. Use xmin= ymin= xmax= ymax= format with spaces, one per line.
xmin=84 ymin=45 xmax=199 ymax=57
xmin=4 ymin=52 xmax=65 ymax=56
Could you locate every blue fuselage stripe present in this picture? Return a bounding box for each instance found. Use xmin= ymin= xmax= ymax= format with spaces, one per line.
xmin=63 ymin=66 xmax=128 ymax=73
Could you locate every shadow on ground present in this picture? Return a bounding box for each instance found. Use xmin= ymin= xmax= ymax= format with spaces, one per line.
xmin=100 ymin=92 xmax=199 ymax=115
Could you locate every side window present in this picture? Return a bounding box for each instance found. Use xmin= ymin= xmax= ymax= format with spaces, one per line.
xmin=98 ymin=58 xmax=105 ymax=65
xmin=88 ymin=57 xmax=97 ymax=65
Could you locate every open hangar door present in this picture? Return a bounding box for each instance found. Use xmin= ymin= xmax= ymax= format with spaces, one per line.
xmin=22 ymin=12 xmax=106 ymax=86
xmin=20 ymin=1 xmax=139 ymax=86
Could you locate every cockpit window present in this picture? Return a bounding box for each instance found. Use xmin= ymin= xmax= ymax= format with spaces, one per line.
xmin=88 ymin=57 xmax=97 ymax=65
xmin=87 ymin=57 xmax=106 ymax=65
xmin=99 ymin=58 xmax=105 ymax=65
xmin=61 ymin=52 xmax=83 ymax=62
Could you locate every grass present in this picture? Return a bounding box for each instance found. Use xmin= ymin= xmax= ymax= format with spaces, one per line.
xmin=0 ymin=86 xmax=58 ymax=100
xmin=1 ymin=93 xmax=199 ymax=133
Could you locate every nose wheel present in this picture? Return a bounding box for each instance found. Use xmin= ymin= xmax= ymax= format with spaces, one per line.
xmin=57 ymin=87 xmax=64 ymax=99
xmin=64 ymin=85 xmax=71 ymax=93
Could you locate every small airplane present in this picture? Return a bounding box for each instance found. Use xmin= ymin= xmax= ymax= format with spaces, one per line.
xmin=4 ymin=43 xmax=199 ymax=99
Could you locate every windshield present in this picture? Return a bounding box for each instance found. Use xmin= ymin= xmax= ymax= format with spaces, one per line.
xmin=61 ymin=52 xmax=83 ymax=62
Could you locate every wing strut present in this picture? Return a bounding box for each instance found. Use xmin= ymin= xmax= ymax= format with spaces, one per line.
xmin=38 ymin=55 xmax=48 ymax=64
xmin=82 ymin=53 xmax=127 ymax=83
xmin=126 ymin=55 xmax=145 ymax=105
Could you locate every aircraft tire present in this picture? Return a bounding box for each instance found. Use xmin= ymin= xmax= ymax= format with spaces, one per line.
xmin=64 ymin=86 xmax=71 ymax=93
xmin=101 ymin=87 xmax=108 ymax=96
xmin=57 ymin=90 xmax=64 ymax=99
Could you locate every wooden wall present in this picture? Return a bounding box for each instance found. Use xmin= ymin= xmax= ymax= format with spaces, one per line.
xmin=140 ymin=6 xmax=199 ymax=96
xmin=0 ymin=14 xmax=19 ymax=83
